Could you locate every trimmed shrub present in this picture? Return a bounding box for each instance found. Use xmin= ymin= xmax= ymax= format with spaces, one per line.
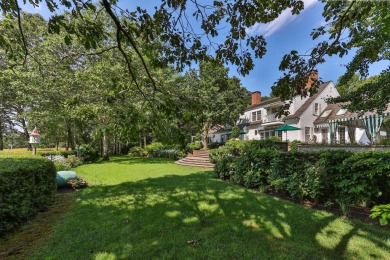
xmin=212 ymin=139 xmax=280 ymax=187
xmin=128 ymin=147 xmax=148 ymax=157
xmin=337 ymin=151 xmax=390 ymax=207
xmin=212 ymin=144 xmax=390 ymax=216
xmin=38 ymin=150 xmax=76 ymax=158
xmin=145 ymin=142 xmax=165 ymax=157
xmin=77 ymin=144 xmax=99 ymax=162
xmin=186 ymin=141 xmax=203 ymax=152
xmin=207 ymin=142 xmax=224 ymax=150
xmin=0 ymin=158 xmax=56 ymax=235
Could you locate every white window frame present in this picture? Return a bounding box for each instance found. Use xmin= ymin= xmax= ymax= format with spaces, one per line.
xmin=313 ymin=103 xmax=321 ymax=116
xmin=305 ymin=127 xmax=311 ymax=143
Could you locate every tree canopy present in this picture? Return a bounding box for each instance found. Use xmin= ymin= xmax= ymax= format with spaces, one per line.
xmin=1 ymin=0 xmax=389 ymax=152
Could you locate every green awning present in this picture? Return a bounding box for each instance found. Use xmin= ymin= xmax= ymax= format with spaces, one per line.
xmin=274 ymin=125 xmax=301 ymax=131
xmin=226 ymin=130 xmax=246 ymax=135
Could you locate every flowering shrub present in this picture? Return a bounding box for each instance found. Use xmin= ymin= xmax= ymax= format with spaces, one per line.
xmin=53 ymin=159 xmax=72 ymax=171
xmin=68 ymin=178 xmax=88 ymax=190
xmin=66 ymin=155 xmax=84 ymax=168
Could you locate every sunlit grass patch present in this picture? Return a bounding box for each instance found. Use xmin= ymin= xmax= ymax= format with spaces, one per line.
xmin=4 ymin=155 xmax=387 ymax=259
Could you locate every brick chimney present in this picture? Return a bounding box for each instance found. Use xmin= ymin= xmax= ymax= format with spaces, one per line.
xmin=251 ymin=91 xmax=261 ymax=105
xmin=305 ymin=71 xmax=319 ymax=89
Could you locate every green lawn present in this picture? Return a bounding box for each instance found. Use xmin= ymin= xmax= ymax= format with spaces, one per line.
xmin=24 ymin=156 xmax=390 ymax=259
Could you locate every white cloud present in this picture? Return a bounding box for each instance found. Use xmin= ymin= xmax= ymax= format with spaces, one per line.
xmin=246 ymin=0 xmax=318 ymax=37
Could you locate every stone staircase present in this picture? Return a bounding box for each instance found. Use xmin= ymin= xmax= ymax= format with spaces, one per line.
xmin=175 ymin=150 xmax=215 ymax=168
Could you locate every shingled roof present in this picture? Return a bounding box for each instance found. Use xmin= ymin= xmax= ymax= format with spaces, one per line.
xmin=246 ymin=97 xmax=282 ymax=111
xmin=284 ymin=81 xmax=332 ymax=121
xmin=314 ymin=102 xmax=390 ymax=125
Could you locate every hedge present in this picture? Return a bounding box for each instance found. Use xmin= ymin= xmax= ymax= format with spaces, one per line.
xmin=0 ymin=157 xmax=57 ymax=235
xmin=212 ymin=140 xmax=390 ymax=216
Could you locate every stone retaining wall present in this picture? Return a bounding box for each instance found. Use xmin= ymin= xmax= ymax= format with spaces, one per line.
xmin=297 ymin=145 xmax=390 ymax=152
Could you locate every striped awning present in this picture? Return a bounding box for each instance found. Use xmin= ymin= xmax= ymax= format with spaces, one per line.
xmin=363 ymin=114 xmax=386 ymax=139
xmin=329 ymin=121 xmax=339 ymax=143
xmin=315 ymin=123 xmax=329 ymax=128
xmin=329 ymin=112 xmax=390 ymax=142
xmin=329 ymin=112 xmax=390 ymax=124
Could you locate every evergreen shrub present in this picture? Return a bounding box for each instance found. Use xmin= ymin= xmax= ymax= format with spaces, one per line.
xmin=0 ymin=158 xmax=56 ymax=235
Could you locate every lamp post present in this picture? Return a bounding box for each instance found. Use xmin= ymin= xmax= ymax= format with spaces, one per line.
xmin=29 ymin=127 xmax=41 ymax=155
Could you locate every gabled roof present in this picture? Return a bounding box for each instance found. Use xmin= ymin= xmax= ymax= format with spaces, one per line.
xmin=314 ymin=103 xmax=390 ymax=125
xmin=246 ymin=97 xmax=281 ymax=111
xmin=284 ymin=81 xmax=332 ymax=121
xmin=313 ymin=103 xmax=352 ymax=125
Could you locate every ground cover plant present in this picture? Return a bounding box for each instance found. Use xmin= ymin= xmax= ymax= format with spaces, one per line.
xmin=14 ymin=156 xmax=389 ymax=259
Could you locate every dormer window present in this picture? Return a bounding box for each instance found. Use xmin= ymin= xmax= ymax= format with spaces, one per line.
xmin=251 ymin=110 xmax=261 ymax=122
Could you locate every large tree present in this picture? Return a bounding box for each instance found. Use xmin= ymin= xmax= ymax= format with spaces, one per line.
xmin=184 ymin=60 xmax=250 ymax=149
xmin=273 ymin=1 xmax=390 ymax=114
xmin=0 ymin=1 xmax=305 ymax=93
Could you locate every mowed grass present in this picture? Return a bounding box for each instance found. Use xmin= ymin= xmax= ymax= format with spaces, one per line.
xmin=18 ymin=156 xmax=390 ymax=259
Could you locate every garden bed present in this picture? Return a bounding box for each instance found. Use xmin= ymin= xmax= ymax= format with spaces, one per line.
xmin=265 ymin=189 xmax=387 ymax=228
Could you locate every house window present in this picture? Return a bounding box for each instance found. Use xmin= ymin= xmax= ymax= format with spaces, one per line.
xmin=338 ymin=127 xmax=346 ymax=144
xmin=221 ymin=135 xmax=225 ymax=143
xmin=251 ymin=110 xmax=262 ymax=122
xmin=313 ymin=103 xmax=321 ymax=116
xmin=255 ymin=130 xmax=258 ymax=135
xmin=265 ymin=131 xmax=270 ymax=139
xmin=321 ymin=129 xmax=328 ymax=143
xmin=277 ymin=131 xmax=282 ymax=139
xmin=260 ymin=132 xmax=264 ymax=140
xmin=305 ymin=127 xmax=311 ymax=143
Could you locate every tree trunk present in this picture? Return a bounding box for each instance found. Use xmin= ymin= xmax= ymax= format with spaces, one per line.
xmin=202 ymin=123 xmax=209 ymax=150
xmin=56 ymin=142 xmax=59 ymax=151
xmin=20 ymin=118 xmax=31 ymax=150
xmin=114 ymin=134 xmax=117 ymax=155
xmin=102 ymin=130 xmax=110 ymax=161
xmin=66 ymin=121 xmax=75 ymax=150
xmin=143 ymin=135 xmax=147 ymax=148
xmin=0 ymin=120 xmax=3 ymax=151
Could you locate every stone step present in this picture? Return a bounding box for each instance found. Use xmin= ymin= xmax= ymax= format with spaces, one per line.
xmin=193 ymin=154 xmax=210 ymax=158
xmin=175 ymin=161 xmax=215 ymax=168
xmin=175 ymin=149 xmax=214 ymax=168
xmin=176 ymin=157 xmax=214 ymax=164
xmin=181 ymin=157 xmax=210 ymax=162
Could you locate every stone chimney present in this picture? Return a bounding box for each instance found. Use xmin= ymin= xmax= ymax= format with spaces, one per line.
xmin=305 ymin=71 xmax=319 ymax=89
xmin=251 ymin=91 xmax=261 ymax=105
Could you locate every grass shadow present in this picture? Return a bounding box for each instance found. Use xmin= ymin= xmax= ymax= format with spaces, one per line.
xmin=31 ymin=172 xmax=390 ymax=259
xmin=96 ymin=156 xmax=175 ymax=165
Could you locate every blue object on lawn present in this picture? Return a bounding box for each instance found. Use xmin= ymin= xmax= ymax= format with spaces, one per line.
xmin=56 ymin=171 xmax=78 ymax=187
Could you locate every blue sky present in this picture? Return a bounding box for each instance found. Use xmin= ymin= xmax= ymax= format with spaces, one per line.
xmin=22 ymin=0 xmax=388 ymax=96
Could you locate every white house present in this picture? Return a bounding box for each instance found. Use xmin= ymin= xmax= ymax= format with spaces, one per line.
xmin=211 ymin=73 xmax=340 ymax=143
xmin=209 ymin=72 xmax=390 ymax=144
